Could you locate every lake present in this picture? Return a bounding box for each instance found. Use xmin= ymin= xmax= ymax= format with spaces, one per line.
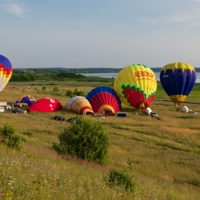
xmin=82 ymin=72 xmax=200 ymax=83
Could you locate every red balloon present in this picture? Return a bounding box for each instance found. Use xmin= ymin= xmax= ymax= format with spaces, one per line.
xmin=28 ymin=98 xmax=62 ymax=112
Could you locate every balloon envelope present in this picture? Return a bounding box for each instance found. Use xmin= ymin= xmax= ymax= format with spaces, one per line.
xmin=160 ymin=62 xmax=196 ymax=106
xmin=86 ymin=86 xmax=121 ymax=114
xmin=0 ymin=54 xmax=12 ymax=92
xmin=66 ymin=96 xmax=94 ymax=115
xmin=28 ymin=98 xmax=62 ymax=112
xmin=114 ymin=64 xmax=157 ymax=110
xmin=15 ymin=95 xmax=36 ymax=106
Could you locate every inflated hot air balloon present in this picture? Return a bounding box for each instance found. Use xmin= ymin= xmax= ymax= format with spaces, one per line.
xmin=114 ymin=64 xmax=157 ymax=110
xmin=86 ymin=86 xmax=121 ymax=114
xmin=160 ymin=62 xmax=196 ymax=107
xmin=66 ymin=96 xmax=94 ymax=115
xmin=15 ymin=95 xmax=36 ymax=106
xmin=0 ymin=54 xmax=12 ymax=92
xmin=28 ymin=98 xmax=62 ymax=112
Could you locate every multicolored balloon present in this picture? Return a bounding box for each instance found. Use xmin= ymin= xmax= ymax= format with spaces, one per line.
xmin=15 ymin=95 xmax=36 ymax=106
xmin=160 ymin=62 xmax=196 ymax=106
xmin=0 ymin=54 xmax=12 ymax=92
xmin=66 ymin=96 xmax=94 ymax=115
xmin=86 ymin=86 xmax=121 ymax=114
xmin=114 ymin=64 xmax=157 ymax=110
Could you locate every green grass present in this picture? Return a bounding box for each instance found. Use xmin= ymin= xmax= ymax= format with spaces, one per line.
xmin=1 ymin=81 xmax=200 ymax=199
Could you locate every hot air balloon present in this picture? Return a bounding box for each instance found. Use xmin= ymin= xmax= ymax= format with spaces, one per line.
xmin=114 ymin=64 xmax=157 ymax=110
xmin=0 ymin=54 xmax=12 ymax=92
xmin=15 ymin=95 xmax=36 ymax=106
xmin=66 ymin=96 xmax=94 ymax=115
xmin=160 ymin=62 xmax=196 ymax=107
xmin=28 ymin=98 xmax=62 ymax=112
xmin=86 ymin=86 xmax=121 ymax=114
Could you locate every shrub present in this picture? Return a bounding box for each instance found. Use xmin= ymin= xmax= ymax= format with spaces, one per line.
xmin=107 ymin=169 xmax=137 ymax=191
xmin=107 ymin=159 xmax=137 ymax=192
xmin=65 ymin=89 xmax=73 ymax=97
xmin=53 ymin=116 xmax=109 ymax=165
xmin=52 ymin=86 xmax=60 ymax=93
xmin=42 ymin=86 xmax=46 ymax=92
xmin=0 ymin=122 xmax=15 ymax=137
xmin=65 ymin=88 xmax=84 ymax=97
xmin=73 ymin=89 xmax=84 ymax=96
xmin=0 ymin=123 xmax=23 ymax=150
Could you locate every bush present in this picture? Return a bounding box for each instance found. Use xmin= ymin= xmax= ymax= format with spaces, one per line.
xmin=0 ymin=123 xmax=15 ymax=137
xmin=42 ymin=86 xmax=46 ymax=92
xmin=65 ymin=89 xmax=73 ymax=97
xmin=107 ymin=169 xmax=136 ymax=191
xmin=0 ymin=123 xmax=23 ymax=150
xmin=52 ymin=86 xmax=60 ymax=93
xmin=65 ymin=88 xmax=84 ymax=97
xmin=53 ymin=116 xmax=109 ymax=165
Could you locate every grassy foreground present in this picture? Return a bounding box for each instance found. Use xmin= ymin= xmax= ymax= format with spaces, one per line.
xmin=0 ymin=80 xmax=200 ymax=200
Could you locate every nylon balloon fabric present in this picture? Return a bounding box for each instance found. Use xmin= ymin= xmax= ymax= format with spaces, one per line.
xmin=15 ymin=95 xmax=36 ymax=106
xmin=160 ymin=62 xmax=196 ymax=106
xmin=114 ymin=64 xmax=157 ymax=110
xmin=28 ymin=98 xmax=62 ymax=112
xmin=86 ymin=86 xmax=121 ymax=114
xmin=0 ymin=54 xmax=12 ymax=92
xmin=66 ymin=96 xmax=94 ymax=115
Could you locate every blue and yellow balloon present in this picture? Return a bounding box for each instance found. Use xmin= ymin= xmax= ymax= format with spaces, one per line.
xmin=0 ymin=54 xmax=12 ymax=92
xmin=160 ymin=62 xmax=196 ymax=107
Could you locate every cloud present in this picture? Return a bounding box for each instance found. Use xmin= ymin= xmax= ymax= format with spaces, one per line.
xmin=0 ymin=1 xmax=26 ymax=17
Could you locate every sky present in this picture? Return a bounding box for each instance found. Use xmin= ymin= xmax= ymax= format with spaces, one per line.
xmin=1 ymin=0 xmax=200 ymax=69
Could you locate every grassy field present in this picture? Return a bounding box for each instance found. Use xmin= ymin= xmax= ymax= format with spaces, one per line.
xmin=0 ymin=80 xmax=200 ymax=200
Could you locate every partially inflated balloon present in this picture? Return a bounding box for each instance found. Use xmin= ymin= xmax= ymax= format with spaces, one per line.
xmin=160 ymin=62 xmax=196 ymax=106
xmin=114 ymin=64 xmax=157 ymax=110
xmin=0 ymin=54 xmax=12 ymax=92
xmin=28 ymin=98 xmax=62 ymax=112
xmin=66 ymin=96 xmax=94 ymax=115
xmin=86 ymin=86 xmax=121 ymax=114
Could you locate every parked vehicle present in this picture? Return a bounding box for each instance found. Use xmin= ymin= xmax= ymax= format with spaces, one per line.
xmin=11 ymin=107 xmax=21 ymax=114
xmin=51 ymin=116 xmax=65 ymax=121
xmin=66 ymin=117 xmax=78 ymax=123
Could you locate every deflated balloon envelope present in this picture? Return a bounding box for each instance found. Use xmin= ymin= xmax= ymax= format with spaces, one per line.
xmin=86 ymin=86 xmax=121 ymax=114
xmin=0 ymin=54 xmax=12 ymax=92
xmin=28 ymin=98 xmax=62 ymax=112
xmin=66 ymin=96 xmax=94 ymax=115
xmin=160 ymin=62 xmax=196 ymax=106
xmin=15 ymin=95 xmax=36 ymax=106
xmin=114 ymin=64 xmax=157 ymax=110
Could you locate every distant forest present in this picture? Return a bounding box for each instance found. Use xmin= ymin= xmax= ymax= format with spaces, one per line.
xmin=10 ymin=68 xmax=118 ymax=82
xmin=13 ymin=67 xmax=162 ymax=74
xmin=13 ymin=67 xmax=200 ymax=73
xmin=10 ymin=67 xmax=200 ymax=82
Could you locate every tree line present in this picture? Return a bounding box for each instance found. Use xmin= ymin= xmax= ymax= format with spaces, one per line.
xmin=10 ymin=70 xmax=85 ymax=82
xmin=10 ymin=69 xmax=113 ymax=82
